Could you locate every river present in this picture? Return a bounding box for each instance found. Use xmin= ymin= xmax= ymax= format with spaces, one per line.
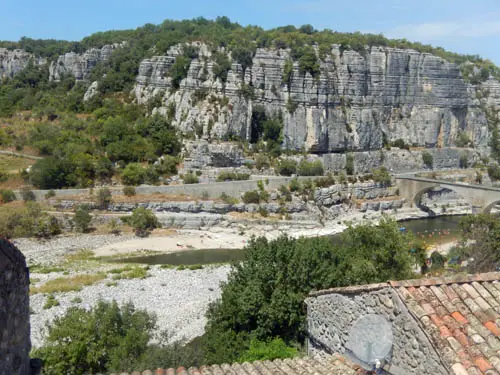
xmin=115 ymin=216 xmax=466 ymax=266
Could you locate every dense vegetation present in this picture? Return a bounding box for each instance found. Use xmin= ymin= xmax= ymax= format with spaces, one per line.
xmin=202 ymin=218 xmax=418 ymax=364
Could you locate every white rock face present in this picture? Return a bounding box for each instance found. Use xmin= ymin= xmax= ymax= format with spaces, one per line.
xmin=134 ymin=44 xmax=500 ymax=154
xmin=0 ymin=48 xmax=46 ymax=80
xmin=48 ymin=43 xmax=121 ymax=81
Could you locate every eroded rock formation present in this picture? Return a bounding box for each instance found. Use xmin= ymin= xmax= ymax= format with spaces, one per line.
xmin=134 ymin=43 xmax=500 ymax=154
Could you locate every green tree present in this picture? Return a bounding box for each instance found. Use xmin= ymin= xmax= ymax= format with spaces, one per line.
xmin=29 ymin=157 xmax=77 ymax=189
xmin=297 ymin=159 xmax=324 ymax=176
xmin=32 ymin=301 xmax=157 ymax=375
xmin=123 ymin=207 xmax=160 ymax=237
xmin=73 ymin=205 xmax=92 ymax=233
xmin=121 ymin=163 xmax=147 ymax=186
xmin=169 ymin=55 xmax=191 ymax=89
xmin=456 ymin=214 xmax=500 ymax=273
xmin=203 ymin=218 xmax=414 ymax=364
xmin=96 ymin=187 xmax=113 ymax=210
xmin=346 ymin=154 xmax=355 ymax=175
xmin=422 ymin=151 xmax=433 ymax=169
xmin=372 ymin=167 xmax=392 ymax=186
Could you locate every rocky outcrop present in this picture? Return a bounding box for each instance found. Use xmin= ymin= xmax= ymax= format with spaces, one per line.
xmin=0 ymin=48 xmax=45 ymax=80
xmin=134 ymin=44 xmax=499 ymax=154
xmin=48 ymin=43 xmax=121 ymax=81
xmin=183 ymin=140 xmax=245 ymax=169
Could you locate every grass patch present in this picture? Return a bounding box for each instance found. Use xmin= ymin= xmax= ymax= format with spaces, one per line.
xmin=31 ymin=273 xmax=106 ymax=294
xmin=106 ymin=281 xmax=118 ymax=287
xmin=0 ymin=154 xmax=34 ymax=173
xmin=71 ymin=296 xmax=82 ymax=304
xmin=110 ymin=266 xmax=149 ymax=280
xmin=30 ymin=265 xmax=65 ymax=274
xmin=43 ymin=294 xmax=60 ymax=309
xmin=65 ymin=249 xmax=95 ymax=262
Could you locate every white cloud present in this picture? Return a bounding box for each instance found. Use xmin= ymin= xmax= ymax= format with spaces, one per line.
xmin=387 ymin=20 xmax=500 ymax=40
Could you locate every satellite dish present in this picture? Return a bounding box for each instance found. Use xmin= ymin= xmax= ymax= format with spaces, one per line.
xmin=345 ymin=314 xmax=393 ymax=371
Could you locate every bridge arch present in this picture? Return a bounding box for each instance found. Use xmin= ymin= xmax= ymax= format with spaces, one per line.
xmin=413 ymin=185 xmax=470 ymax=216
xmin=483 ymin=200 xmax=500 ymax=214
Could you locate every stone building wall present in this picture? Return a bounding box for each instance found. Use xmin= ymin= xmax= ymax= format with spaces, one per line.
xmin=0 ymin=239 xmax=32 ymax=375
xmin=305 ymin=286 xmax=448 ymax=375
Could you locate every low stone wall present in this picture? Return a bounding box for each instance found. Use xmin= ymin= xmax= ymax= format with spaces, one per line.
xmin=306 ymin=288 xmax=447 ymax=375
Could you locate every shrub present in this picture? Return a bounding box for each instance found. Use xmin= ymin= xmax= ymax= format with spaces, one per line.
xmin=220 ymin=192 xmax=238 ymax=205
xmin=123 ymin=207 xmax=160 ymax=237
xmin=0 ymin=189 xmax=16 ymax=203
xmin=121 ymin=163 xmax=147 ymax=186
xmin=255 ymin=154 xmax=270 ymax=170
xmin=21 ymin=187 xmax=36 ymax=202
xmin=96 ymin=187 xmax=112 ymax=210
xmin=277 ymin=159 xmax=297 ymax=176
xmin=258 ymin=206 xmax=269 ymax=217
xmin=45 ymin=190 xmax=56 ymax=199
xmin=242 ymin=190 xmax=261 ymax=204
xmin=289 ymin=178 xmax=301 ymax=192
xmin=314 ymin=174 xmax=336 ymax=188
xmin=297 ymin=159 xmax=324 ymax=176
xmin=183 ymin=172 xmax=199 ymax=184
xmin=238 ymin=338 xmax=298 ymax=363
xmin=43 ymin=295 xmax=60 ymax=309
xmin=156 ymin=155 xmax=178 ymax=176
xmin=459 ymin=153 xmax=469 ymax=169
xmin=346 ymin=154 xmax=355 ymax=175
xmin=217 ymin=172 xmax=250 ymax=182
xmin=372 ymin=167 xmax=392 ymax=186
xmin=392 ymin=139 xmax=410 ymax=150
xmin=73 ymin=205 xmax=92 ymax=233
xmin=123 ymin=186 xmax=136 ymax=197
xmin=203 ymin=219 xmax=415 ymax=364
xmin=488 ymin=164 xmax=500 ymax=181
xmin=422 ymin=151 xmax=433 ymax=169
xmin=456 ymin=131 xmax=472 ymax=147
xmin=32 ymin=301 xmax=156 ymax=375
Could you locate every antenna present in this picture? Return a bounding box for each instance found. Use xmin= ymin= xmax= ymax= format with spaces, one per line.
xmin=345 ymin=314 xmax=393 ymax=372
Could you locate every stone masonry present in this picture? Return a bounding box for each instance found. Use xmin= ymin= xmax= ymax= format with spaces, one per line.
xmin=306 ymin=284 xmax=447 ymax=375
xmin=0 ymin=238 xmax=37 ymax=375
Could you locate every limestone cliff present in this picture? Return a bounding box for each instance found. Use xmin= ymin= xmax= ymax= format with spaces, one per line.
xmin=0 ymin=48 xmax=45 ymax=80
xmin=134 ymin=43 xmax=500 ymax=154
xmin=49 ymin=43 xmax=121 ymax=81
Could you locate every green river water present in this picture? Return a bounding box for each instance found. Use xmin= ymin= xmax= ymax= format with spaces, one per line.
xmin=115 ymin=216 xmax=465 ymax=266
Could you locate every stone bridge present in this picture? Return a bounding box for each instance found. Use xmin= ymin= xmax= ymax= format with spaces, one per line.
xmin=395 ymin=176 xmax=500 ymax=213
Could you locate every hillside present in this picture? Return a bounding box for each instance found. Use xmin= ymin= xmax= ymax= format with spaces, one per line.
xmin=0 ymin=17 xmax=499 ymax=189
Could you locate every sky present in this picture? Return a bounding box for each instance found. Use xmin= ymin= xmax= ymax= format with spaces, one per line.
xmin=1 ymin=0 xmax=500 ymax=64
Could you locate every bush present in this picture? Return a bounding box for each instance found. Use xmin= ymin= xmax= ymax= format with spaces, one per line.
xmin=121 ymin=163 xmax=147 ymax=186
xmin=0 ymin=189 xmax=16 ymax=203
xmin=422 ymin=151 xmax=433 ymax=169
xmin=156 ymin=155 xmax=178 ymax=176
xmin=123 ymin=186 xmax=136 ymax=197
xmin=289 ymin=178 xmax=301 ymax=192
xmin=21 ymin=187 xmax=36 ymax=202
xmin=96 ymin=187 xmax=112 ymax=210
xmin=297 ymin=159 xmax=324 ymax=176
xmin=32 ymin=301 xmax=157 ymax=375
xmin=29 ymin=157 xmax=77 ymax=189
xmin=73 ymin=205 xmax=92 ymax=233
xmin=372 ymin=167 xmax=392 ymax=186
xmin=220 ymin=192 xmax=238 ymax=205
xmin=346 ymin=154 xmax=355 ymax=175
xmin=392 ymin=139 xmax=410 ymax=150
xmin=45 ymin=190 xmax=56 ymax=199
xmin=277 ymin=159 xmax=297 ymax=176
xmin=242 ymin=190 xmax=261 ymax=204
xmin=314 ymin=174 xmax=336 ymax=188
xmin=183 ymin=172 xmax=199 ymax=184
xmin=123 ymin=207 xmax=160 ymax=237
xmin=258 ymin=206 xmax=269 ymax=217
xmin=217 ymin=172 xmax=250 ymax=182
xmin=459 ymin=153 xmax=469 ymax=169
xmin=456 ymin=131 xmax=472 ymax=147
xmin=255 ymin=154 xmax=270 ymax=170
xmin=0 ymin=202 xmax=60 ymax=238
xmin=238 ymin=338 xmax=298 ymax=363
xmin=203 ymin=219 xmax=415 ymax=364
xmin=488 ymin=164 xmax=500 ymax=181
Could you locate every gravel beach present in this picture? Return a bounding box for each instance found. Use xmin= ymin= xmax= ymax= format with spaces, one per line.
xmin=29 ymin=266 xmax=230 ymax=348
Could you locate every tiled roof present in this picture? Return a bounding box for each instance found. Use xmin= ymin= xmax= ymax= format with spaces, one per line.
xmin=106 ymin=356 xmax=359 ymax=375
xmin=310 ymin=272 xmax=500 ymax=375
xmin=393 ymin=273 xmax=500 ymax=375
